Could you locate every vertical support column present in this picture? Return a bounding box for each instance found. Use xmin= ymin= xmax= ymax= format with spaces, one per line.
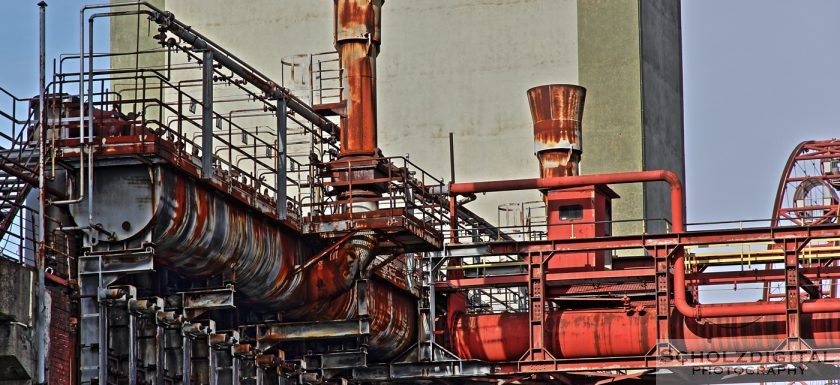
xmin=137 ymin=299 xmax=164 ymax=385
xmin=255 ymin=363 xmax=264 ymax=385
xmin=212 ymin=333 xmax=239 ymax=385
xmin=355 ymin=279 xmax=371 ymax=357
xmin=208 ymin=335 xmax=217 ymax=385
xmin=276 ymin=97 xmax=288 ymax=219
xmin=202 ymin=50 xmax=214 ymax=179
xmin=182 ymin=331 xmax=192 ymax=385
xmin=36 ymin=3 xmax=48 ymax=385
xmin=524 ymin=252 xmax=553 ymax=361
xmin=418 ymin=254 xmax=435 ymax=361
xmin=783 ymin=238 xmax=807 ymax=350
xmin=99 ymin=297 xmax=110 ymax=385
xmin=128 ymin=304 xmax=138 ymax=385
xmin=162 ymin=319 xmax=185 ymax=385
xmin=448 ymin=133 xmax=459 ymax=244
xmin=155 ymin=316 xmax=167 ymax=385
xmin=232 ymin=350 xmax=241 ymax=385
xmin=655 ymin=246 xmax=677 ymax=355
xmin=79 ymin=255 xmax=106 ymax=385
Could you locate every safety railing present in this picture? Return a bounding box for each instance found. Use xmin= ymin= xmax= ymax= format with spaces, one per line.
xmin=281 ymin=51 xmax=343 ymax=107
xmin=300 ymin=155 xmax=450 ymax=233
xmin=0 ymin=89 xmax=74 ymax=278
xmin=47 ymin=45 xmax=341 ymax=226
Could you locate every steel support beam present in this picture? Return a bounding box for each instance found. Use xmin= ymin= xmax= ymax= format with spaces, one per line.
xmin=276 ymin=97 xmax=287 ymax=219
xmin=201 ymin=49 xmax=214 ymax=179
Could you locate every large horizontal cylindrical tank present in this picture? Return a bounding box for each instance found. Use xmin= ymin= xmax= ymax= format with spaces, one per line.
xmin=451 ymin=308 xmax=840 ymax=361
xmin=69 ymin=164 xmax=418 ymax=359
xmin=69 ymin=165 xmax=367 ymax=310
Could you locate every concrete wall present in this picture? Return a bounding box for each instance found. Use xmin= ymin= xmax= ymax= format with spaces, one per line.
xmin=378 ymin=1 xmax=580 ymax=218
xmin=577 ymin=0 xmax=644 ymax=235
xmin=578 ymin=0 xmax=685 ymax=234
xmin=109 ymin=0 xmax=684 ymax=233
xmin=0 ymin=259 xmax=35 ymax=385
xmin=0 ymin=261 xmax=71 ymax=385
xmin=110 ymin=0 xmax=166 ymax=122
xmin=640 ymin=0 xmax=686 ymax=233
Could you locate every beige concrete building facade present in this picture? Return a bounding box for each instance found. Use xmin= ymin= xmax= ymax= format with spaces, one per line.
xmin=111 ymin=0 xmax=684 ymax=235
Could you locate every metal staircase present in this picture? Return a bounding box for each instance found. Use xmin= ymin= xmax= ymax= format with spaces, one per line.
xmin=0 ymin=94 xmax=39 ymax=264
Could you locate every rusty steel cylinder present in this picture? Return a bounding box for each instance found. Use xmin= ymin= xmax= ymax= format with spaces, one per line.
xmin=451 ymin=308 xmax=840 ymax=361
xmin=284 ymin=279 xmax=416 ymax=360
xmin=527 ymin=84 xmax=586 ymax=178
xmin=335 ymin=0 xmax=382 ymax=157
xmin=78 ymin=166 xmax=374 ymax=312
xmin=75 ymin=165 xmax=413 ymax=355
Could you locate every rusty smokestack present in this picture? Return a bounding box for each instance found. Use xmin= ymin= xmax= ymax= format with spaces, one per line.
xmin=334 ymin=0 xmax=382 ymax=157
xmin=527 ymin=84 xmax=586 ymax=178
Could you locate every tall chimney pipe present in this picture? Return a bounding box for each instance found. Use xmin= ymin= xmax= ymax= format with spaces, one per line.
xmin=334 ymin=0 xmax=382 ymax=157
xmin=527 ymin=84 xmax=586 ymax=178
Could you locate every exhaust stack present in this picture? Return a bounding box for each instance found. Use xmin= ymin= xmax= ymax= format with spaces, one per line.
xmin=335 ymin=0 xmax=382 ymax=157
xmin=527 ymin=84 xmax=586 ymax=178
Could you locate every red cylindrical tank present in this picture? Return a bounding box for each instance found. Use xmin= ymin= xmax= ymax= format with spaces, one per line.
xmin=452 ymin=308 xmax=840 ymax=361
xmin=452 ymin=309 xmax=654 ymax=360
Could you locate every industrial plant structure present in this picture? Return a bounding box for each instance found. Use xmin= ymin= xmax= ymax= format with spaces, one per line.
xmin=1 ymin=1 xmax=840 ymax=385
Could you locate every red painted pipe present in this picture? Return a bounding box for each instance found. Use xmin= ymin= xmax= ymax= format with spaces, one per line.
xmin=448 ymin=169 xmax=684 ymax=233
xmin=674 ymin=249 xmax=840 ymax=318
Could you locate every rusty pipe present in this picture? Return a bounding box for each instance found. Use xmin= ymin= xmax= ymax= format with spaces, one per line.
xmin=527 ymin=84 xmax=585 ymax=178
xmin=334 ymin=0 xmax=382 ymax=157
xmin=283 ymin=278 xmax=416 ymax=360
xmin=448 ymin=170 xmax=684 ymax=232
xmin=272 ymin=231 xmax=376 ymax=311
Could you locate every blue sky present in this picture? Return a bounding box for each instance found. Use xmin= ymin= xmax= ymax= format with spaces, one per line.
xmin=682 ymin=0 xmax=840 ymax=223
xmin=0 ymin=1 xmax=110 ymax=97
xmin=2 ymin=0 xmax=840 ymax=225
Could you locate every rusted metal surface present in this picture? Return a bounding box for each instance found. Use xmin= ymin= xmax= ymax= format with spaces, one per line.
xmin=281 ymin=279 xmax=416 ymax=361
xmin=527 ymin=84 xmax=585 ymax=178
xmin=154 ymin=171 xmax=371 ymax=309
xmin=270 ymin=278 xmax=417 ymax=360
xmin=335 ymin=0 xmax=383 ymax=157
xmin=305 ymin=208 xmax=444 ymax=250
xmin=72 ymin=164 xmax=379 ymax=312
xmin=58 ymin=133 xmax=292 ymax=229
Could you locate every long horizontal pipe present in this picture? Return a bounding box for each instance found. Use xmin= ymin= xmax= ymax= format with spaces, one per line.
xmin=674 ymin=245 xmax=840 ymax=318
xmin=448 ymin=170 xmax=684 ymax=232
